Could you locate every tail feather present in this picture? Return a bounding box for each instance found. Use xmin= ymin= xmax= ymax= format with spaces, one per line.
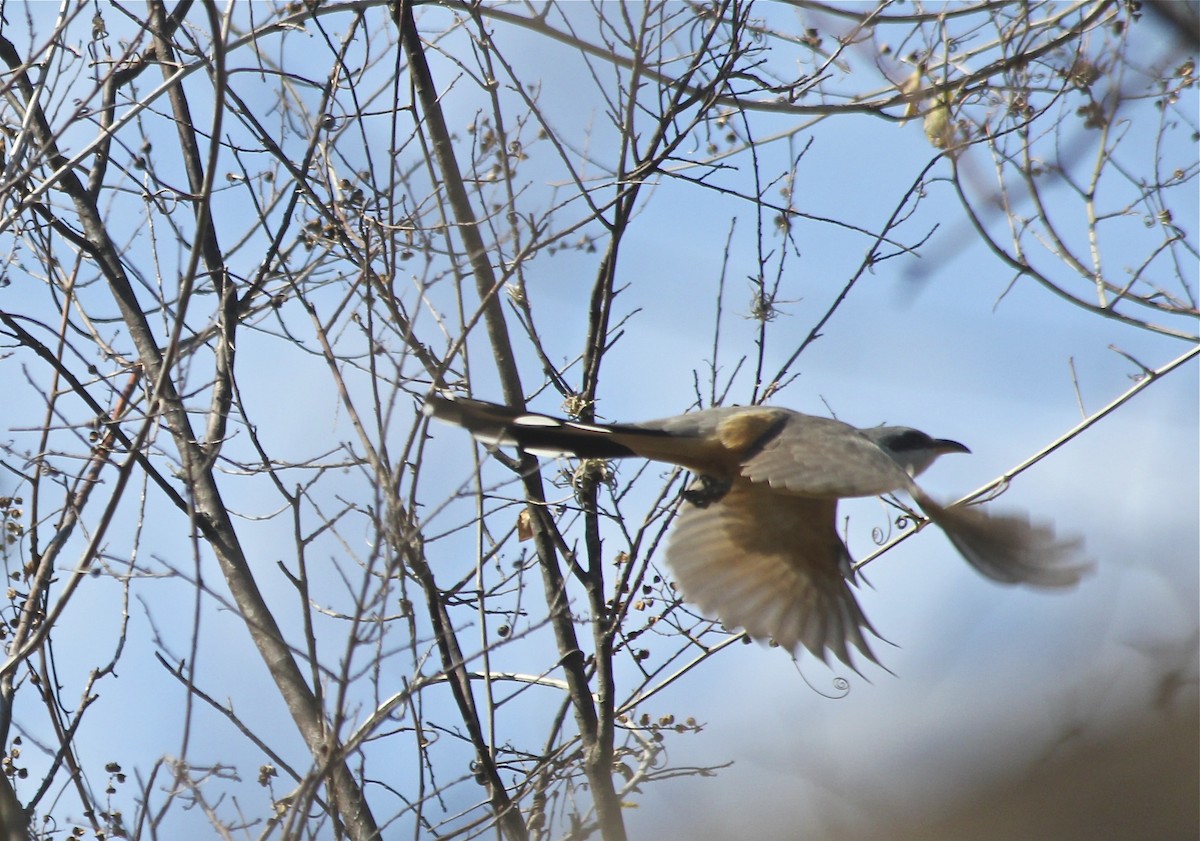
xmin=423 ymin=394 xmax=664 ymax=459
xmin=917 ymin=493 xmax=1092 ymax=588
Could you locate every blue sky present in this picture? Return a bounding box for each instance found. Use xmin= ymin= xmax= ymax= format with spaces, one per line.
xmin=433 ymin=5 xmax=1200 ymax=837
xmin=0 ymin=3 xmax=1195 ymax=838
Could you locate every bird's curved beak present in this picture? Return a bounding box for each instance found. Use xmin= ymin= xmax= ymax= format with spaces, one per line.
xmin=933 ymin=438 xmax=971 ymax=455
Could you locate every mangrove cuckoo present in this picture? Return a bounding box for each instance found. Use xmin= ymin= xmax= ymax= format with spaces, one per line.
xmin=424 ymin=394 xmax=1089 ymax=669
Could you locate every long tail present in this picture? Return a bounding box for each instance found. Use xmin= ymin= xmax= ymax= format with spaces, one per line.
xmin=423 ymin=394 xmax=672 ymax=459
xmin=914 ymin=490 xmax=1092 ymax=588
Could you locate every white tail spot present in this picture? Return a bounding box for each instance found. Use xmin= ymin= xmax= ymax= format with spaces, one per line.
xmin=473 ymin=431 xmax=515 ymax=446
xmin=524 ymin=446 xmax=575 ymax=458
xmin=513 ymin=414 xmax=563 ymax=428
xmin=565 ymin=422 xmax=613 ymax=434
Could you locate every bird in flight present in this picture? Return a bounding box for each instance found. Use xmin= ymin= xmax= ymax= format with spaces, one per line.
xmin=424 ymin=394 xmax=1090 ymax=669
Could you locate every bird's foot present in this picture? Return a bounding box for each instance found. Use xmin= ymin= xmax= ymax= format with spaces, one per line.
xmin=682 ymin=474 xmax=731 ymax=508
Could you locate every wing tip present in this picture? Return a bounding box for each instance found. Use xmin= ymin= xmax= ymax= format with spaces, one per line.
xmin=932 ymin=501 xmax=1094 ymax=589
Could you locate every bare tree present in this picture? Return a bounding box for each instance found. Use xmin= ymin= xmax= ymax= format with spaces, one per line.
xmin=0 ymin=2 xmax=1193 ymax=839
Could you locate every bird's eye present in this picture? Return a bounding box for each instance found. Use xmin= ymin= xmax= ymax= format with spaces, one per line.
xmin=888 ymin=430 xmax=931 ymax=451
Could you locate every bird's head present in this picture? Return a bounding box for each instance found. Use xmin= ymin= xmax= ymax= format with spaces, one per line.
xmin=863 ymin=426 xmax=971 ymax=478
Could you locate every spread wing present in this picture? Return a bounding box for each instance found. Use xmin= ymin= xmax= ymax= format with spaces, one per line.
xmin=665 ymin=479 xmax=880 ymax=669
xmin=915 ymin=492 xmax=1092 ymax=587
